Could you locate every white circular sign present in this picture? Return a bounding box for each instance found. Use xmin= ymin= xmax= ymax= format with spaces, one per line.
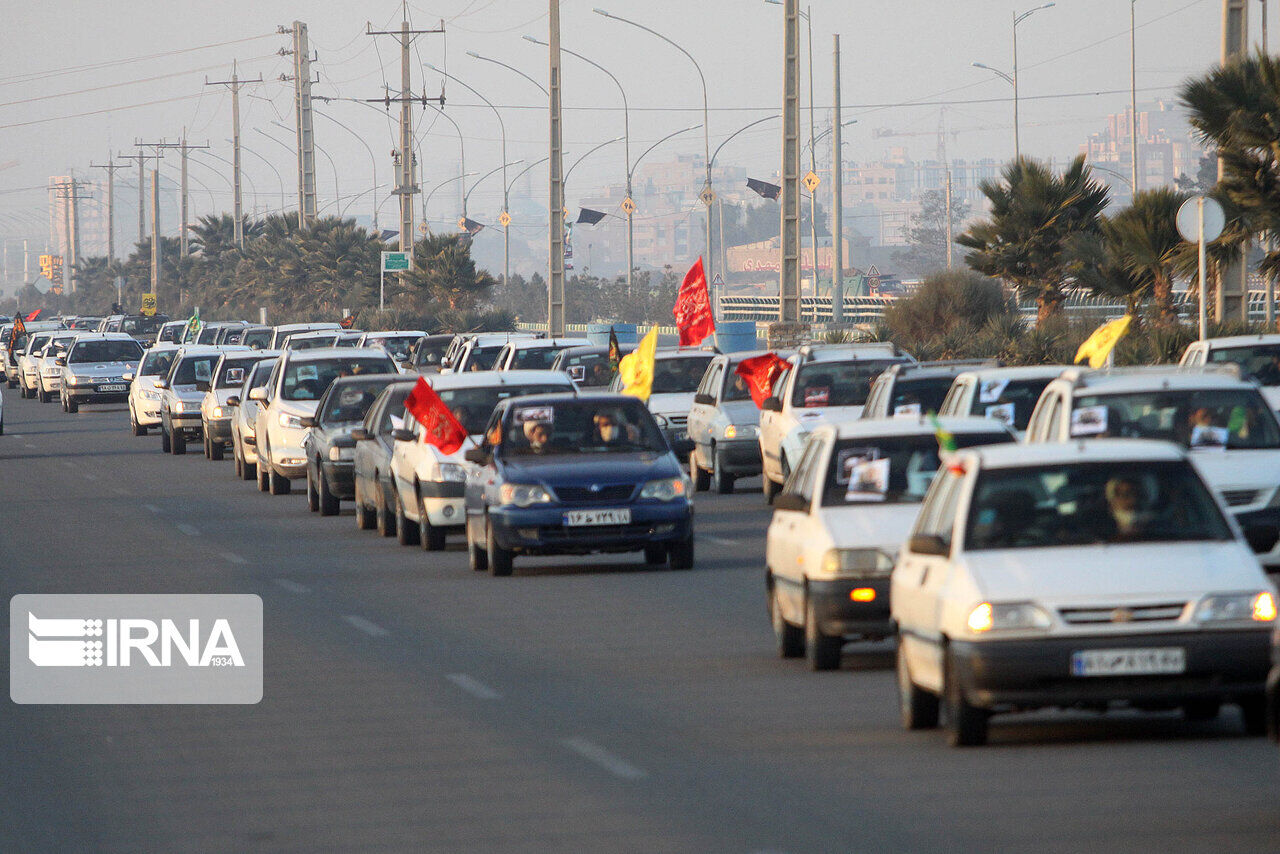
xmin=1176 ymin=196 xmax=1225 ymax=243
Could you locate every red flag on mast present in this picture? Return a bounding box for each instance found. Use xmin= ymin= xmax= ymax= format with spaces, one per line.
xmin=404 ymin=377 xmax=468 ymax=455
xmin=672 ymin=256 xmax=716 ymax=347
xmin=734 ymin=353 xmax=789 ymax=409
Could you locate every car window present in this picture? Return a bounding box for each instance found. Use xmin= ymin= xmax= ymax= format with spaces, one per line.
xmin=241 ymin=359 xmax=277 ymax=397
xmin=890 ymin=376 xmax=956 ymax=417
xmin=790 ymin=359 xmax=901 ymax=409
xmin=171 ymin=355 xmax=219 ymax=385
xmin=511 ymin=346 xmax=565 ymax=371
xmin=821 ymin=432 xmax=1011 ymax=506
xmin=967 ymin=377 xmax=1054 ymax=431
xmin=214 ymin=359 xmax=257 ymax=390
xmin=120 ymin=316 xmax=166 ymax=336
xmin=721 ymin=365 xmax=753 ymax=402
xmin=414 ymin=339 xmax=450 ymax=368
xmin=365 ymin=335 xmax=419 ymax=360
xmin=651 ymin=356 xmax=714 ymax=394
xmin=1208 ymin=344 xmax=1280 ymax=385
xmin=375 ymin=387 xmax=413 ymax=434
xmin=464 ymin=345 xmax=505 ymax=371
xmin=913 ymin=468 xmax=963 ymax=546
xmin=320 ymin=379 xmax=394 ymax=425
xmin=965 ymin=460 xmax=1232 ymax=550
xmin=561 ymin=352 xmax=615 ymax=387
xmin=436 ymin=383 xmax=573 ymax=435
xmin=700 ymin=364 xmax=722 ymax=399
xmin=771 ymin=367 xmax=792 ymax=401
xmin=281 ymin=356 xmax=396 ymax=401
xmin=501 ymin=398 xmax=665 ymax=457
xmin=1071 ymin=388 xmax=1280 ymax=449
xmin=68 ymin=340 xmax=143 ymax=363
xmin=241 ymin=329 xmax=272 ymax=350
xmin=782 ymin=436 xmax=824 ymax=504
xmin=140 ymin=350 xmax=176 ymax=376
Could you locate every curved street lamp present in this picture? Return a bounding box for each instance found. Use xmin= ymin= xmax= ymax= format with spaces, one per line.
xmin=314 ymin=109 xmax=379 ymax=231
xmin=230 ymin=139 xmax=286 ymax=215
xmin=423 ymin=172 xmax=479 ymax=236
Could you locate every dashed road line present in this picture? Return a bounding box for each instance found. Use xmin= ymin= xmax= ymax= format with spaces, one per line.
xmin=342 ymin=615 xmax=389 ymax=637
xmin=703 ymin=535 xmax=737 ymax=547
xmin=175 ymin=523 xmax=199 ymax=536
xmin=83 ymin=473 xmax=98 ymax=481
xmin=446 ymin=673 xmax=502 ymax=700
xmin=113 ymin=487 xmax=129 ymax=496
xmin=142 ymin=504 xmax=160 ymax=514
xmin=272 ymin=578 xmax=310 ymax=593
xmin=22 ymin=442 xmax=34 ymax=449
xmin=560 ymin=737 xmax=647 ymax=780
xmin=221 ymin=552 xmax=248 ymax=565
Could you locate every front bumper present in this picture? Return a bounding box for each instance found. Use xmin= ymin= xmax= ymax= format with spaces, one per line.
xmin=320 ymin=460 xmax=356 ymax=499
xmin=420 ymin=481 xmax=466 ymax=527
xmin=490 ymin=501 xmax=693 ymax=556
xmin=205 ymin=417 xmax=233 ymax=445
xmin=42 ymin=375 xmax=62 ymax=392
xmin=808 ymin=577 xmax=893 ymax=640
xmin=66 ymin=385 xmax=131 ymax=403
xmin=267 ymin=444 xmax=308 ymax=478
xmin=714 ymin=437 xmax=763 ymax=475
xmin=949 ymin=629 xmax=1271 ymax=710
xmin=164 ymin=411 xmax=204 ymax=437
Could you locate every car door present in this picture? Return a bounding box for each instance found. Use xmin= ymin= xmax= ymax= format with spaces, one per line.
xmin=688 ymin=361 xmax=722 ymax=468
xmin=767 ymin=435 xmax=824 ymax=624
xmin=354 ymin=395 xmax=385 ymax=503
xmin=759 ymin=365 xmax=793 ymax=481
xmin=465 ymin=408 xmax=504 ymax=546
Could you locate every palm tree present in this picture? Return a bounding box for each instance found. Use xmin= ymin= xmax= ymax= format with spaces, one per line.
xmin=403 ymin=233 xmax=496 ymax=311
xmin=1101 ymin=188 xmax=1189 ymax=324
xmin=957 ymin=155 xmax=1110 ymax=324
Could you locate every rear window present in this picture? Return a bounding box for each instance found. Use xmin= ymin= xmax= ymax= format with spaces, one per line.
xmin=792 ymin=359 xmax=901 ymax=408
xmin=559 ymin=352 xmax=614 ymax=387
xmin=320 ymin=379 xmax=396 ymax=425
xmin=241 ymin=329 xmax=273 ymax=350
xmin=652 ymin=356 xmax=714 ymax=394
xmin=140 ymin=350 xmax=177 ymax=376
xmin=172 ymin=355 xmax=219 ymax=386
xmin=281 ymin=356 xmax=396 ymax=401
xmin=434 ymin=383 xmax=573 ymax=435
xmin=464 ymin=345 xmax=505 ymax=371
xmin=68 ymin=340 xmax=143 ymax=363
xmin=968 ymin=377 xmax=1054 ymax=431
xmin=215 ymin=358 xmax=266 ymax=390
xmin=888 ymin=376 xmax=956 ymax=416
xmin=822 ymin=432 xmax=1012 ymax=506
xmin=511 ymin=347 xmax=562 ymax=371
xmin=365 ymin=335 xmax=419 ymax=360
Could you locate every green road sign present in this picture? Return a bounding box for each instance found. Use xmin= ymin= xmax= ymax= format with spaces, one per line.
xmin=381 ymin=251 xmax=411 ymax=272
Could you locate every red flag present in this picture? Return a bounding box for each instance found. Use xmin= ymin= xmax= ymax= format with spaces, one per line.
xmin=25 ymin=309 xmax=42 ymax=322
xmin=339 ymin=315 xmax=356 ymax=329
xmin=735 ymin=353 xmax=789 ymax=409
xmin=672 ymin=256 xmax=716 ymax=347
xmin=8 ymin=313 xmax=27 ymax=353
xmin=404 ymin=377 xmax=468 ymax=455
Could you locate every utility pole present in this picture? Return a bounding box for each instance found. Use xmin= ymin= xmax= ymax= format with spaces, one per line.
xmin=151 ymin=167 xmax=161 ymax=304
xmin=548 ymin=0 xmax=566 ymax=336
xmin=117 ymin=149 xmax=159 ymax=246
xmin=175 ymin=134 xmax=209 ymax=256
xmin=779 ymin=0 xmax=802 ymax=323
xmin=831 ymin=33 xmax=844 ymax=324
xmin=366 ymin=16 xmax=445 ymax=256
xmin=206 ymin=63 xmax=263 ymax=250
xmin=281 ymin=21 xmax=318 ymax=226
xmin=1220 ymin=0 xmax=1249 ymax=322
xmin=945 ymin=170 xmax=955 ymax=270
xmin=90 ymin=156 xmax=127 ymax=261
xmin=1130 ymin=0 xmax=1139 ymax=196
xmin=49 ymin=177 xmax=91 ymax=294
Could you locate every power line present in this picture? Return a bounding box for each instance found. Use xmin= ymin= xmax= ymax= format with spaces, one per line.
xmin=0 ymin=34 xmax=277 ymax=88
xmin=0 ymin=92 xmax=207 ymax=131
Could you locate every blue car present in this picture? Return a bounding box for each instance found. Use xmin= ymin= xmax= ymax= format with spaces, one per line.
xmin=464 ymin=393 xmax=696 ymax=576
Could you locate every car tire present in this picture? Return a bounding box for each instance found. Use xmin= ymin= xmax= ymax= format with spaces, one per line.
xmin=161 ymin=427 xmax=171 ymax=453
xmin=131 ymin=409 xmax=146 ymax=436
xmin=202 ymin=435 xmax=212 ymax=459
xmin=1182 ymin=700 xmax=1220 ymax=722
xmin=804 ymin=597 xmax=842 ymax=671
xmin=306 ymin=470 xmax=320 ymax=512
xmin=319 ymin=467 xmax=340 ymax=516
xmin=1240 ymin=696 xmax=1268 ymax=736
xmin=486 ymin=519 xmax=513 ymax=577
xmin=65 ymin=394 xmax=78 ymax=413
xmin=944 ymin=651 xmax=989 ymax=747
xmin=690 ymin=451 xmax=710 ymax=492
xmin=897 ymin=643 xmax=940 ymax=730
xmin=468 ymin=521 xmax=488 ymax=572
xmin=770 ymin=582 xmax=804 ymax=659
xmin=762 ymin=474 xmax=780 ymax=505
xmin=418 ymin=495 xmax=446 ymax=551
xmin=375 ymin=479 xmax=396 ymax=537
xmin=396 ymin=491 xmax=419 ymax=546
xmin=209 ymin=438 xmax=224 ymax=461
xmin=257 ymin=461 xmax=270 ymax=492
xmin=269 ymin=468 xmax=291 ymax=495
xmin=644 ymin=544 xmax=666 ymax=565
xmin=171 ymin=428 xmax=185 ymax=455
xmin=712 ymin=446 xmax=736 ymax=495
xmin=354 ymin=480 xmax=376 ymax=530
xmin=668 ymin=534 xmax=694 ymax=570
xmin=38 ymin=386 xmax=48 ymax=403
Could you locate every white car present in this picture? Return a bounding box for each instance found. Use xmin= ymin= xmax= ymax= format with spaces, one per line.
xmin=388 ymin=370 xmax=577 ymax=550
xmin=37 ymin=333 xmax=80 ymax=403
xmin=228 ymin=357 xmax=279 ymax=481
xmin=758 ymin=342 xmax=912 ymax=501
xmin=125 ymin=345 xmax=180 ymax=435
xmin=767 ymin=417 xmax=1016 ymax=670
xmin=936 ymin=364 xmax=1067 ymax=437
xmin=358 ymin=330 xmax=425 ymax=369
xmin=892 ymin=439 xmax=1278 ymax=746
xmin=252 ymin=347 xmax=397 ymax=494
xmin=610 ymin=349 xmax=716 ymax=449
xmin=3 ymin=320 xmax=62 ymax=386
xmin=157 ymin=346 xmax=247 ymax=453
xmin=269 ymin=322 xmax=341 ymax=350
xmin=281 ymin=330 xmax=341 ymax=351
xmin=1025 ymin=366 xmax=1280 ymax=571
xmin=492 ymin=337 xmax=590 ymax=372
xmin=201 ymin=350 xmax=279 ymax=460
xmin=15 ymin=331 xmax=57 ymax=399
xmin=861 ymin=360 xmax=996 ymax=420
xmin=57 ymin=333 xmax=142 ymax=413
xmin=1180 ymin=334 xmax=1280 ymax=411
xmin=445 ymin=332 xmax=540 ymax=373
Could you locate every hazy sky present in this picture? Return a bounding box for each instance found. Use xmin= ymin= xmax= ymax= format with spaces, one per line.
xmin=0 ymin=0 xmax=1237 ymax=239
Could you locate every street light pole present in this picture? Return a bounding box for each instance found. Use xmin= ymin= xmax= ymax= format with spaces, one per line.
xmin=1130 ymin=0 xmax=1139 ymax=195
xmin=314 ymin=109 xmax=379 ymax=231
xmin=1011 ymin=3 xmax=1055 ymax=161
xmin=423 ymin=172 xmax=478 ymax=235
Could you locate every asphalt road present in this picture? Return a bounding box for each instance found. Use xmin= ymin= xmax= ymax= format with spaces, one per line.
xmin=2 ymin=390 xmax=1278 ymax=853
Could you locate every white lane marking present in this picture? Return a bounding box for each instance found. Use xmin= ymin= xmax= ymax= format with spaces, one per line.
xmin=272 ymin=578 xmax=310 ymax=593
xmin=23 ymin=442 xmax=35 ymax=449
xmin=446 ymin=673 xmax=502 ymax=700
xmin=221 ymin=552 xmax=248 ymax=565
xmin=560 ymin=737 xmax=647 ymax=780
xmin=83 ymin=473 xmax=98 ymax=482
xmin=112 ymin=487 xmax=128 ymax=496
xmin=143 ymin=504 xmax=160 ymax=514
xmin=703 ymin=535 xmax=736 ymax=547
xmin=342 ymin=615 xmax=389 ymax=637
xmin=61 ymin=460 xmax=75 ymax=469
xmin=175 ymin=523 xmax=199 ymax=536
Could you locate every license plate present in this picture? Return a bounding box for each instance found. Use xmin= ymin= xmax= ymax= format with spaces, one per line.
xmin=1070 ymin=647 xmax=1185 ymax=677
xmin=97 ymin=384 xmax=127 ymax=393
xmin=564 ymin=508 xmax=631 ymax=526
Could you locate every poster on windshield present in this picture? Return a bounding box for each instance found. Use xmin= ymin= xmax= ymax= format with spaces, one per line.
xmin=837 ymin=448 xmax=889 ymax=502
xmin=1070 ymin=405 xmax=1108 ymax=437
xmin=978 ymin=379 xmax=1009 ymax=404
xmin=1190 ymin=424 xmax=1229 ymax=450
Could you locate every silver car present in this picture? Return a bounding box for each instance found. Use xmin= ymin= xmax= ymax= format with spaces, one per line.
xmin=157 ymin=345 xmax=247 ymax=453
xmin=201 ymin=350 xmax=279 ymax=460
xmin=687 ymin=351 xmax=772 ymax=494
xmin=58 ymin=334 xmax=141 ymax=413
xmin=126 ymin=345 xmax=180 ymax=435
xmin=228 ymin=357 xmax=279 ymax=481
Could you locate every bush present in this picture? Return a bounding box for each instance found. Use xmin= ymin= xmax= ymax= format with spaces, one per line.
xmin=884 ymin=271 xmax=1015 ymax=353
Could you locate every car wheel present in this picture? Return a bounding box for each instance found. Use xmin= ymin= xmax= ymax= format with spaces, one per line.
xmin=897 ymin=643 xmax=939 ymax=730
xmin=161 ymin=427 xmax=171 ymax=453
xmin=644 ymin=544 xmax=666 ymax=565
xmin=319 ymin=466 xmax=340 ymax=516
xmin=944 ymin=650 xmax=989 ymax=747
xmin=486 ymin=519 xmax=513 ymax=577
xmin=202 ymin=435 xmax=212 ymax=459
xmin=762 ymin=473 xmax=780 ymax=505
xmin=375 ymin=479 xmax=396 ymax=537
xmin=306 ymin=469 xmax=320 ymax=512
xmin=171 ymin=428 xmax=185 ymax=455
xmin=770 ymin=582 xmax=804 ymax=659
xmin=1182 ymin=700 xmax=1221 ymax=722
xmin=209 ymin=437 xmax=224 ymax=461
xmin=257 ymin=461 xmax=270 ymax=492
xmin=668 ymin=534 xmax=694 ymax=570
xmin=468 ymin=520 xmax=488 ymax=572
xmin=418 ymin=495 xmax=446 ymax=551
xmin=712 ymin=446 xmax=736 ymax=495
xmin=689 ymin=450 xmax=710 ymax=492
xmin=804 ymin=597 xmax=842 ymax=671
xmin=269 ymin=468 xmax=291 ymax=495
xmin=131 ymin=408 xmax=146 ymax=436
xmin=65 ymin=394 xmax=78 ymax=413
xmin=38 ymin=386 xmax=48 ymax=403
xmin=354 ymin=480 xmax=375 ymax=530
xmin=396 ymin=491 xmax=420 ymax=546
xmin=1240 ymin=696 xmax=1268 ymax=736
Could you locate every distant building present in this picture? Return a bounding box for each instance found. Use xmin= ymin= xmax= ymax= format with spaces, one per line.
xmin=1080 ymin=99 xmax=1203 ymax=204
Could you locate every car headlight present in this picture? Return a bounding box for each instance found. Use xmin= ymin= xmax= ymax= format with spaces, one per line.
xmin=725 ymin=423 xmax=757 ymax=440
xmin=171 ymin=400 xmax=189 ymax=413
xmin=653 ymin=413 xmax=669 ymax=427
xmin=435 ymin=462 xmax=467 ymax=482
xmin=820 ymin=548 xmax=894 ymax=577
xmin=328 ymin=446 xmax=354 ymax=462
xmin=210 ymin=406 xmax=226 ymax=419
xmin=1195 ymin=592 xmax=1277 ymax=624
xmin=966 ymin=602 xmax=1052 ymax=634
xmin=278 ymin=411 xmax=304 ymax=429
xmin=499 ymin=483 xmax=553 ymax=507
xmin=639 ymin=476 xmax=687 ymax=501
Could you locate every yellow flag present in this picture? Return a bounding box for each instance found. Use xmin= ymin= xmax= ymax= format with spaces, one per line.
xmin=1074 ymin=315 xmax=1132 ymax=369
xmin=619 ymin=326 xmax=658 ymax=401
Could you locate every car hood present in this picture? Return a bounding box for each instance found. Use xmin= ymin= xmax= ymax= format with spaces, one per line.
xmin=500 ymin=451 xmax=681 ymax=490
xmin=649 ymin=392 xmax=696 ymax=417
xmin=170 ymin=384 xmax=205 ymax=403
xmin=1185 ymin=448 xmax=1280 ymax=492
xmin=793 ymin=404 xmax=864 ymax=428
xmin=65 ymin=361 xmax=136 ymax=378
xmin=822 ymin=503 xmax=922 ymax=551
xmin=721 ymin=399 xmax=761 ymax=425
xmin=274 ymin=399 xmax=320 ymax=418
xmin=963 ymin=541 xmax=1267 ymax=604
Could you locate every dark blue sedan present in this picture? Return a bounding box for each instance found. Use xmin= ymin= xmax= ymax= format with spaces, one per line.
xmin=464 ymin=393 xmax=695 ymax=576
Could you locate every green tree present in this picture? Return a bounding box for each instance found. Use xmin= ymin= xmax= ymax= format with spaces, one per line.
xmin=400 ymin=233 xmax=496 ymax=311
xmin=1097 ymin=188 xmax=1189 ymax=323
xmin=893 ymin=189 xmax=971 ymax=276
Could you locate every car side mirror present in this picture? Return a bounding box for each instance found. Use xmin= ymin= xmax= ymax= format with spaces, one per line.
xmin=300 ymin=415 xmax=317 ymax=429
xmin=391 ymin=428 xmax=415 ymax=442
xmin=908 ymin=533 xmax=950 ymax=557
xmin=350 ymin=427 xmax=373 ymax=442
xmin=1244 ymin=524 xmax=1280 ymax=555
xmin=154 ymin=379 xmax=169 ymax=389
xmin=55 ymin=357 xmax=67 ymax=366
xmin=225 ymin=396 xmax=240 ymax=407
xmin=773 ymin=492 xmax=810 ymax=513
xmin=464 ymin=447 xmax=489 ymax=465
xmin=763 ymin=396 xmax=782 ymax=412
xmin=248 ymin=387 xmax=267 ymax=402
xmin=122 ymin=372 xmax=134 ymax=382
xmin=693 ymin=393 xmax=715 ymax=406
xmin=671 ymin=438 xmax=695 ymax=457
xmin=332 ymin=435 xmax=357 ymax=449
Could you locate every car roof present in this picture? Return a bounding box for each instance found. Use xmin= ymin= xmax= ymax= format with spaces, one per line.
xmin=507 ymin=337 xmax=591 ymax=350
xmin=283 ymin=346 xmax=393 ymax=362
xmin=218 ymin=349 xmax=281 ymax=362
xmin=821 ymin=415 xmax=1015 ymax=441
xmin=954 ymin=365 xmax=1070 ymax=382
xmin=275 ymin=322 xmax=341 ymax=332
xmin=556 ymin=344 xmax=632 ymax=357
xmin=886 ymin=359 xmax=998 ymax=379
xmin=1062 ymin=366 xmax=1250 ymax=394
xmin=499 ymin=390 xmax=630 ymax=408
xmin=67 ymin=332 xmax=136 ymax=342
xmin=328 ymin=372 xmax=404 ymax=388
xmin=285 ymin=329 xmax=339 ymax=339
xmin=1197 ymin=334 xmax=1280 ymax=349
xmin=175 ymin=345 xmax=247 ymax=357
xmin=653 ymin=349 xmax=717 ymax=361
xmin=144 ymin=343 xmax=182 ymax=352
xmin=961 ymin=437 xmax=1187 ymax=470
xmin=361 ymin=330 xmax=425 ymax=338
xmin=427 ymin=369 xmax=575 ymax=390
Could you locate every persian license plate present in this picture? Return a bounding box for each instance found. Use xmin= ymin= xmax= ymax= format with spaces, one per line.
xmin=564 ymin=508 xmax=631 ymax=526
xmin=1070 ymin=647 xmax=1185 ymax=677
xmin=96 ymin=384 xmax=127 ymax=393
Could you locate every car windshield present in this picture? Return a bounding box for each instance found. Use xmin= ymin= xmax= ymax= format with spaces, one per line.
xmin=502 ymin=399 xmax=666 ymax=456
xmin=465 ymin=345 xmax=505 ymax=371
xmin=791 ymin=359 xmax=901 ymax=408
xmin=511 ymin=347 xmax=563 ymax=370
xmin=121 ymin=316 xmax=166 ymax=335
xmin=288 ymin=335 xmax=337 ymax=350
xmin=437 ymin=383 xmax=573 ymax=435
xmin=281 ymin=356 xmax=395 ymax=401
xmin=242 ymin=360 xmax=277 ymax=393
xmin=69 ymin=340 xmax=143 ymax=363
xmin=652 ymin=356 xmax=713 ymax=394
xmin=561 ymin=352 xmax=616 ymax=387
xmin=320 ymin=378 xmax=395 ymax=425
xmin=196 ymin=326 xmax=222 ymax=344
xmin=241 ymin=329 xmax=272 ymax=349
xmin=215 ymin=358 xmax=263 ymax=390
xmin=965 ymin=460 xmax=1232 ymax=550
xmin=172 ymin=355 xmax=219 ymax=386
xmin=414 ymin=339 xmax=451 ymax=369
xmin=157 ymin=324 xmax=183 ymax=343
xmin=822 ymin=433 xmax=1012 ymax=506
xmin=889 ymin=376 xmax=957 ymax=416
xmin=366 ymin=335 xmax=418 ymax=359
xmin=1072 ymin=389 xmax=1280 ymax=450
xmin=140 ymin=350 xmax=177 ymax=376
xmin=967 ymin=377 xmax=1054 ymax=431
xmin=44 ymin=336 xmax=76 ymax=356
xmin=1207 ymin=344 xmax=1280 ymax=386
xmin=26 ymin=334 xmax=52 ymax=354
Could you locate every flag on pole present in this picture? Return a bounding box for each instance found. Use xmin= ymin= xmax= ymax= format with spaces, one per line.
xmin=339 ymin=315 xmax=356 ymax=330
xmin=734 ymin=353 xmax=789 ymax=408
xmin=8 ymin=313 xmax=27 ymax=354
xmin=404 ymin=377 xmax=468 ymax=455
xmin=619 ymin=326 xmax=659 ymax=401
xmin=24 ymin=309 xmax=41 ymax=322
xmin=184 ymin=307 xmax=203 ymax=340
xmin=1074 ymin=315 xmax=1133 ymax=369
xmin=928 ymin=413 xmax=965 ymax=475
xmin=673 ymin=256 xmax=716 ymax=347
xmin=607 ymin=327 xmax=622 ymax=376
